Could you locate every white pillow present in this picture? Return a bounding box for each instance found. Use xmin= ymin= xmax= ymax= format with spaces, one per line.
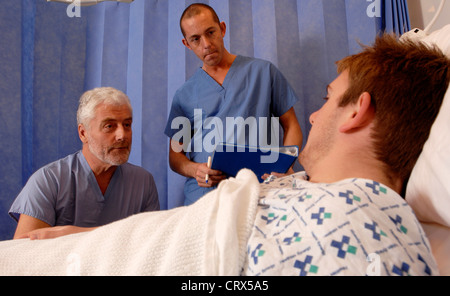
xmin=405 ymin=24 xmax=450 ymax=227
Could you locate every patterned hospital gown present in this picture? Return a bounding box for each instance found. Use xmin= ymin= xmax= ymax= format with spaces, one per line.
xmin=242 ymin=172 xmax=439 ymax=276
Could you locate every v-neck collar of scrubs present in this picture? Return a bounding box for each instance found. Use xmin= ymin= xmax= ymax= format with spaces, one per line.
xmin=198 ymin=55 xmax=241 ymax=92
xmin=78 ymin=151 xmax=121 ymax=200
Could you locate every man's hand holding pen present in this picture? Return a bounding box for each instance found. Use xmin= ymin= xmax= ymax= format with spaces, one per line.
xmin=195 ymin=157 xmax=226 ymax=188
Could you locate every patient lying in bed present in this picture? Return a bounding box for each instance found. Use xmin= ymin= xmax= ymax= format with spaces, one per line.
xmin=0 ymin=34 xmax=448 ymax=276
xmin=243 ymin=173 xmax=438 ymax=276
xmin=0 ymin=169 xmax=441 ymax=276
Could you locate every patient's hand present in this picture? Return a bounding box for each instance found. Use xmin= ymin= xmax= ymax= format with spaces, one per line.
xmin=17 ymin=225 xmax=96 ymax=240
xmin=261 ymin=167 xmax=295 ymax=181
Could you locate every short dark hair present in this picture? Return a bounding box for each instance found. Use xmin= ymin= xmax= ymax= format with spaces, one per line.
xmin=336 ymin=33 xmax=450 ymax=184
xmin=179 ymin=3 xmax=220 ymax=37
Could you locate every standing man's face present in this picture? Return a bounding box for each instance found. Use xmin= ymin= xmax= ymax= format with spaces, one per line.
xmin=181 ymin=9 xmax=227 ymax=67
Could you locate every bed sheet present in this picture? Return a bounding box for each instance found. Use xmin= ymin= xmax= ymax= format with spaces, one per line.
xmin=421 ymin=223 xmax=450 ymax=276
xmin=0 ymin=170 xmax=441 ymax=276
xmin=405 ymin=24 xmax=450 ymax=276
xmin=0 ymin=169 xmax=260 ymax=276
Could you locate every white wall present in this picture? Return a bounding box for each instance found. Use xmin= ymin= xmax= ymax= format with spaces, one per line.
xmin=408 ymin=0 xmax=450 ymax=32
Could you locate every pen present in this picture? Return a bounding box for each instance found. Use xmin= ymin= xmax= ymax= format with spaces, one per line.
xmin=205 ymin=156 xmax=212 ymax=184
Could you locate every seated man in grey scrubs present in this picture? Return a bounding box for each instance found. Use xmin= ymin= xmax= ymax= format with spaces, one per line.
xmin=9 ymin=87 xmax=160 ymax=240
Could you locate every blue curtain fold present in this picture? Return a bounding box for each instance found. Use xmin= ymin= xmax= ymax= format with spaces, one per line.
xmin=21 ymin=0 xmax=35 ymax=192
xmin=0 ymin=0 xmax=410 ymax=240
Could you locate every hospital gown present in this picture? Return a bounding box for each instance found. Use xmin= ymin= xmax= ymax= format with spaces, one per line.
xmin=242 ymin=172 xmax=439 ymax=276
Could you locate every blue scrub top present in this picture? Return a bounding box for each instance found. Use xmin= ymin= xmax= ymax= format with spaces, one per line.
xmin=165 ymin=55 xmax=299 ymax=204
xmin=9 ymin=151 xmax=160 ymax=227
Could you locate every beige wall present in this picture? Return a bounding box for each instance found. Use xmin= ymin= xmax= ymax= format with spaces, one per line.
xmin=407 ymin=0 xmax=450 ymax=32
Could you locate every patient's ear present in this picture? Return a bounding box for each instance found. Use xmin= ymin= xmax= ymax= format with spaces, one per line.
xmin=339 ymin=92 xmax=374 ymax=133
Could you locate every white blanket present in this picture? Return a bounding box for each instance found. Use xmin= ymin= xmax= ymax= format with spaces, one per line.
xmin=0 ymin=169 xmax=260 ymax=276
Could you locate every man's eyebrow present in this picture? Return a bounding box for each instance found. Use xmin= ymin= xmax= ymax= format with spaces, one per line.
xmin=187 ymin=33 xmax=199 ymax=40
xmin=100 ymin=117 xmax=133 ymax=123
xmin=188 ymin=26 xmax=216 ymax=39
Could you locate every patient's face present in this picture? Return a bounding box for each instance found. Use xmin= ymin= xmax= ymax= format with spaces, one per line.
xmin=84 ymin=103 xmax=133 ymax=166
xmin=299 ymin=71 xmax=350 ymax=174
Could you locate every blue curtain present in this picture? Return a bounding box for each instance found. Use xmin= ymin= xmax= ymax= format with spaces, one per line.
xmin=0 ymin=0 xmax=410 ymax=240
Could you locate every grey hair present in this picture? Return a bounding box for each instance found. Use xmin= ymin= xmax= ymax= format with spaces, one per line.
xmin=76 ymin=87 xmax=132 ymax=127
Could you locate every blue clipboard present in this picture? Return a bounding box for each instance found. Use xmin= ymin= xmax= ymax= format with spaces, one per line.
xmin=211 ymin=142 xmax=299 ymax=182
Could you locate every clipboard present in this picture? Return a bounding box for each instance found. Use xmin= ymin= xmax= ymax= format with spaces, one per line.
xmin=211 ymin=142 xmax=299 ymax=182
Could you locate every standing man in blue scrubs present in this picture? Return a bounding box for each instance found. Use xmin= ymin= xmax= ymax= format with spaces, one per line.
xmin=165 ymin=3 xmax=302 ymax=205
xmin=10 ymin=87 xmax=160 ymax=239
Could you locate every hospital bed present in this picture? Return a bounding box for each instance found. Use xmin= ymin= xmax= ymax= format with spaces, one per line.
xmin=405 ymin=24 xmax=450 ymax=276
xmin=0 ymin=25 xmax=448 ymax=276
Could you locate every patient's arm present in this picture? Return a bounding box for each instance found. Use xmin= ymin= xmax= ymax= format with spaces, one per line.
xmin=13 ymin=214 xmax=96 ymax=240
xmin=261 ymin=170 xmax=294 ymax=181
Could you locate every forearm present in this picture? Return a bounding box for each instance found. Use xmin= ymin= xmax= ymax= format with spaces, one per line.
xmin=280 ymin=108 xmax=303 ymax=149
xmin=16 ymin=225 xmax=97 ymax=240
xmin=282 ymin=122 xmax=302 ymax=148
xmin=280 ymin=108 xmax=303 ymax=174
xmin=169 ymin=140 xmax=225 ymax=187
xmin=13 ymin=214 xmax=51 ymax=239
xmin=169 ymin=141 xmax=199 ymax=179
